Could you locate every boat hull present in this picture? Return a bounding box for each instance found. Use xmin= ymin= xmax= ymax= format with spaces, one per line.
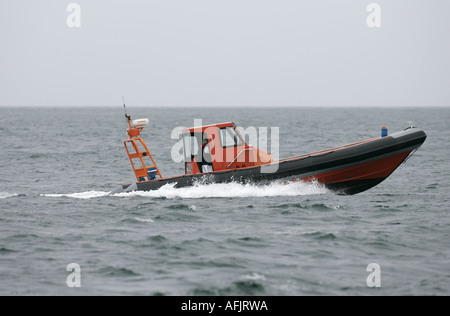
xmin=115 ymin=128 xmax=426 ymax=195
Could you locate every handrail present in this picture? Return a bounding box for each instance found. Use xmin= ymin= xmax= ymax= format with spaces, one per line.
xmin=227 ymin=148 xmax=253 ymax=168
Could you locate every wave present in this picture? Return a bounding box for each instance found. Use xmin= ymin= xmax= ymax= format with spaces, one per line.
xmin=0 ymin=192 xmax=18 ymax=199
xmin=40 ymin=191 xmax=110 ymax=199
xmin=133 ymin=217 xmax=155 ymax=223
xmin=41 ymin=180 xmax=328 ymax=200
xmin=240 ymin=272 xmax=266 ymax=281
xmin=97 ymin=266 xmax=140 ymax=277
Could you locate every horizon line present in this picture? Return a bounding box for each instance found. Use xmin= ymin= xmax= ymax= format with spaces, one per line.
xmin=0 ymin=104 xmax=449 ymax=108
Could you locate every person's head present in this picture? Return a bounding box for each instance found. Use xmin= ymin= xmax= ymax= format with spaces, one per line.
xmin=202 ymin=134 xmax=209 ymax=145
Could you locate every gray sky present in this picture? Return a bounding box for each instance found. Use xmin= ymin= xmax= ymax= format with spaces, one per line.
xmin=1 ymin=0 xmax=449 ymax=107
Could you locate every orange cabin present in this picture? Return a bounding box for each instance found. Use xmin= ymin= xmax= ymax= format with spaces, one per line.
xmin=181 ymin=122 xmax=273 ymax=175
xmin=124 ymin=119 xmax=273 ymax=183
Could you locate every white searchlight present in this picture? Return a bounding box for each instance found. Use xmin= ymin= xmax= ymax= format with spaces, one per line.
xmin=131 ymin=118 xmax=149 ymax=129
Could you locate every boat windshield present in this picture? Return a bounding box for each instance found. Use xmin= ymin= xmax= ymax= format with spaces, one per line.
xmin=219 ymin=127 xmax=244 ymax=148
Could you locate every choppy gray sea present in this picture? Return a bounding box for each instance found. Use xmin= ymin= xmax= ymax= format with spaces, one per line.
xmin=0 ymin=107 xmax=449 ymax=295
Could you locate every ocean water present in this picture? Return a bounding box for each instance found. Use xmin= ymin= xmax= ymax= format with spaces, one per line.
xmin=0 ymin=107 xmax=449 ymax=296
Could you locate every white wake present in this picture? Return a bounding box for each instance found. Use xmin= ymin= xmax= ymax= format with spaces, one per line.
xmin=41 ymin=181 xmax=328 ymax=200
xmin=41 ymin=191 xmax=110 ymax=199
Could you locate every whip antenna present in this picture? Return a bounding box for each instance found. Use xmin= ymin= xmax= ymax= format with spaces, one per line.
xmin=122 ymin=96 xmax=130 ymax=121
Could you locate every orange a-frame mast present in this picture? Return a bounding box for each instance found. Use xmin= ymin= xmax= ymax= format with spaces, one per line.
xmin=124 ymin=115 xmax=163 ymax=183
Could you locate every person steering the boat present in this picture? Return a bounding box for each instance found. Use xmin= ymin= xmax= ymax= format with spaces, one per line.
xmin=201 ymin=135 xmax=214 ymax=173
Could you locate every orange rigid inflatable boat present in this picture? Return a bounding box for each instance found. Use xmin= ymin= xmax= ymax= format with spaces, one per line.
xmin=111 ymin=114 xmax=426 ymax=195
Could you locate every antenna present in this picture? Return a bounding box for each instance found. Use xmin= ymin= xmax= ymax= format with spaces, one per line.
xmin=122 ymin=96 xmax=130 ymax=121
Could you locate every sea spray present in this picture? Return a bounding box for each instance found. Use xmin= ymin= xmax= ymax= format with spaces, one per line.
xmin=42 ymin=180 xmax=328 ymax=200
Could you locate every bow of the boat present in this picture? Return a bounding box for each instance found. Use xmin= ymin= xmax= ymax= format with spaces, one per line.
xmin=320 ymin=127 xmax=427 ymax=194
